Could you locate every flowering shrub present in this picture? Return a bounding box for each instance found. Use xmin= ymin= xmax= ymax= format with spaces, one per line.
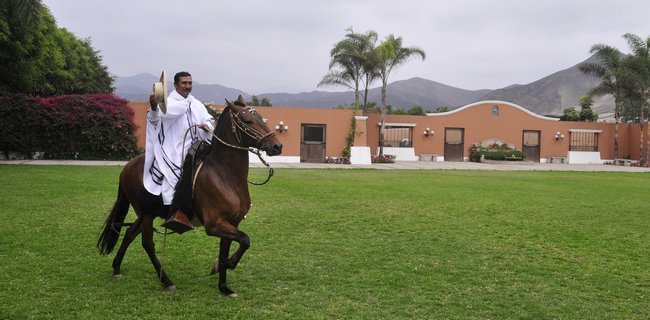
xmin=0 ymin=93 xmax=140 ymax=160
xmin=469 ymin=143 xmax=525 ymax=162
xmin=371 ymin=154 xmax=395 ymax=163
xmin=325 ymin=156 xmax=350 ymax=164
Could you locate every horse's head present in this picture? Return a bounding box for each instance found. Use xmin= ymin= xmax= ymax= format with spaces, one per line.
xmin=223 ymin=95 xmax=283 ymax=156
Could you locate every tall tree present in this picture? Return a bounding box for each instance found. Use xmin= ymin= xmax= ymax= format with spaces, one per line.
xmin=373 ymin=34 xmax=425 ymax=155
xmin=622 ymin=33 xmax=650 ymax=164
xmin=319 ymin=28 xmax=378 ymax=114
xmin=0 ymin=0 xmax=43 ymax=28
xmin=343 ymin=29 xmax=379 ymax=114
xmin=0 ymin=0 xmax=113 ymax=95
xmin=579 ymin=44 xmax=630 ymax=160
xmin=578 ymin=95 xmax=596 ymax=122
xmin=0 ymin=0 xmax=46 ymax=93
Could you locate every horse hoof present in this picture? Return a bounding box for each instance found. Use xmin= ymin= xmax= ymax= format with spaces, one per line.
xmin=227 ymin=292 xmax=238 ymax=298
xmin=165 ymin=285 xmax=177 ymax=291
xmin=112 ymin=273 xmax=123 ymax=279
xmin=210 ymin=261 xmax=219 ymax=275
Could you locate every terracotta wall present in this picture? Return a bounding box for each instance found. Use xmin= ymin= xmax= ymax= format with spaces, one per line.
xmin=363 ymin=102 xmax=648 ymax=160
xmin=127 ymin=101 xmax=648 ymax=161
xmin=128 ymin=103 xmax=354 ymax=158
xmin=130 ymin=102 xmax=149 ymax=149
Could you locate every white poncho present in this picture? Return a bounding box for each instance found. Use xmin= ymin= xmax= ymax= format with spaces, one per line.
xmin=143 ymin=90 xmax=214 ymax=205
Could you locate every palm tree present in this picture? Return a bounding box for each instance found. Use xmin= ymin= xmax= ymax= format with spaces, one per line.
xmin=579 ymin=44 xmax=629 ymax=160
xmin=318 ymin=28 xmax=377 ymax=111
xmin=373 ymin=34 xmax=426 ymax=155
xmin=0 ymin=0 xmax=45 ymax=94
xmin=342 ymin=30 xmax=379 ymax=114
xmin=622 ymin=33 xmax=650 ymax=165
xmin=0 ymin=0 xmax=44 ymax=28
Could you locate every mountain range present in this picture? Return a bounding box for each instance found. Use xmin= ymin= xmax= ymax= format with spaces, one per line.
xmin=114 ymin=55 xmax=613 ymax=116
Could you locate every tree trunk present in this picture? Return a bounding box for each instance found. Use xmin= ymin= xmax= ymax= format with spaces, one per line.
xmin=646 ymin=119 xmax=650 ymax=166
xmin=640 ymin=103 xmax=645 ymax=165
xmin=645 ymin=92 xmax=650 ymax=166
xmin=362 ymin=75 xmax=370 ymax=116
xmin=354 ymin=79 xmax=360 ymax=108
xmin=379 ymin=80 xmax=387 ymax=156
xmin=614 ymin=102 xmax=620 ymax=160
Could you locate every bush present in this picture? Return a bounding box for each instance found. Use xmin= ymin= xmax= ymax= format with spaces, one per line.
xmin=469 ymin=143 xmax=525 ymax=162
xmin=371 ymin=154 xmax=395 ymax=163
xmin=325 ymin=157 xmax=350 ymax=164
xmin=0 ymin=94 xmax=140 ymax=160
xmin=480 ymin=150 xmax=525 ymax=161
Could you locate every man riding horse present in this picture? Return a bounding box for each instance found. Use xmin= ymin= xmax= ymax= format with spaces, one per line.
xmin=144 ymin=71 xmax=214 ymax=233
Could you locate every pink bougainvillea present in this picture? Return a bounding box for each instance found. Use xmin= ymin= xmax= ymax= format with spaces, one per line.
xmin=0 ymin=93 xmax=140 ymax=160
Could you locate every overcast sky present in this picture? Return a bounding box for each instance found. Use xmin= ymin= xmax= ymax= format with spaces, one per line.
xmin=44 ymin=0 xmax=650 ymax=94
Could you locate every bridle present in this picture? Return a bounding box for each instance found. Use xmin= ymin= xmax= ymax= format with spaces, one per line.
xmin=195 ymin=106 xmax=275 ymax=185
xmin=229 ymin=107 xmax=276 ymax=151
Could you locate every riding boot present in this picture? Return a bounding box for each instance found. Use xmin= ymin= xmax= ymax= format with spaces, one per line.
xmin=162 ymin=209 xmax=194 ymax=234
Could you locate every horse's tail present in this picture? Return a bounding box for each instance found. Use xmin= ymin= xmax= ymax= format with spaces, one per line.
xmin=97 ymin=183 xmax=130 ymax=255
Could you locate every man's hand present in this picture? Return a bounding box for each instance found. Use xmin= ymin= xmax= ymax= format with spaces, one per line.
xmin=149 ymin=94 xmax=158 ymax=110
xmin=197 ymin=124 xmax=211 ymax=132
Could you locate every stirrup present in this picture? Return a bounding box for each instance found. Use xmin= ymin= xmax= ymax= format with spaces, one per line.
xmin=162 ymin=210 xmax=194 ymax=234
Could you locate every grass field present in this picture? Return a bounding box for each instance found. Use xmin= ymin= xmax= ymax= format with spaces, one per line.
xmin=1 ymin=165 xmax=649 ymax=319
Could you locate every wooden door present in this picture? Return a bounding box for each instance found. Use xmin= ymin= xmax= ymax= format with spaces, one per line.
xmin=444 ymin=128 xmax=464 ymax=162
xmin=522 ymin=130 xmax=540 ymax=162
xmin=300 ymin=124 xmax=326 ymax=163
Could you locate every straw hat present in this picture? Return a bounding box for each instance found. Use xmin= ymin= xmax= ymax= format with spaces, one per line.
xmin=152 ymin=70 xmax=168 ymax=114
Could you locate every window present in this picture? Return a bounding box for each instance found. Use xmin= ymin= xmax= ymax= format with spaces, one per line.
xmin=379 ymin=123 xmax=414 ymax=147
xmin=302 ymin=125 xmax=324 ymax=142
xmin=491 ymin=105 xmax=499 ymax=116
xmin=523 ymin=131 xmax=539 ymax=147
xmin=569 ymin=129 xmax=600 ymax=151
xmin=445 ymin=128 xmax=463 ymax=144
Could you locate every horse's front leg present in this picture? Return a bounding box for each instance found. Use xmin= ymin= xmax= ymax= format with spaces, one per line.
xmin=206 ymin=223 xmax=250 ymax=297
xmin=140 ymin=215 xmax=175 ymax=290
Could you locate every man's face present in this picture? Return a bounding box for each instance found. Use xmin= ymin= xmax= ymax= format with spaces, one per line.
xmin=174 ymin=76 xmax=192 ymax=98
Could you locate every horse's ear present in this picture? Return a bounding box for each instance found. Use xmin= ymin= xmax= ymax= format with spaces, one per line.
xmin=237 ymin=95 xmax=245 ymax=105
xmin=225 ymin=99 xmax=233 ymax=107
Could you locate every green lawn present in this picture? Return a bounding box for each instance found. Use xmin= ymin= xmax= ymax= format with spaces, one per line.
xmin=1 ymin=165 xmax=649 ymax=319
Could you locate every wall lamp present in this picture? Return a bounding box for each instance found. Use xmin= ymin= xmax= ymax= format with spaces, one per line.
xmin=554 ymin=131 xmax=565 ymax=140
xmin=275 ymin=120 xmax=288 ymax=132
xmin=423 ymin=127 xmax=434 ymax=137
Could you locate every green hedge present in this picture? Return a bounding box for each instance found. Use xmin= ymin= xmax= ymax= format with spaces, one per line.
xmin=0 ymin=94 xmax=140 ymax=160
xmin=469 ymin=143 xmax=525 ymax=162
xmin=476 ymin=150 xmax=525 ymax=161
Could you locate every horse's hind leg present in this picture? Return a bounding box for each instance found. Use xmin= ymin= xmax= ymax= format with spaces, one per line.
xmin=140 ymin=215 xmax=175 ymax=290
xmin=111 ymin=218 xmax=142 ymax=278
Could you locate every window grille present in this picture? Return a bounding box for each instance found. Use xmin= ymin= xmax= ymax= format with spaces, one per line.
xmin=569 ymin=131 xmax=598 ymax=151
xmin=382 ymin=126 xmax=413 ymax=147
xmin=302 ymin=125 xmax=324 ymax=142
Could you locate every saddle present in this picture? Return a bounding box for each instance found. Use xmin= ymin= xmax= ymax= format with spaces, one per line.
xmin=169 ymin=141 xmax=211 ymax=221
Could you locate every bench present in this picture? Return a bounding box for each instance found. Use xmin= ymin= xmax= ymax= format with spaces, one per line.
xmin=615 ymin=159 xmax=634 ymax=166
xmin=547 ymin=156 xmax=566 ymax=164
xmin=419 ymin=154 xmax=437 ymax=162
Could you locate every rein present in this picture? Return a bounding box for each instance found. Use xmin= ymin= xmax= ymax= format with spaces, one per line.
xmin=182 ymin=107 xmax=275 ymax=185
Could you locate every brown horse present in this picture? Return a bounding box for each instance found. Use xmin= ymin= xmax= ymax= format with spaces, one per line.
xmin=97 ymin=96 xmax=282 ymax=297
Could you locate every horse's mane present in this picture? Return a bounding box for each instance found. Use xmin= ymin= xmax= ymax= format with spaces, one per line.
xmin=216 ymin=100 xmax=245 ymax=130
xmin=215 ymin=106 xmax=232 ymax=130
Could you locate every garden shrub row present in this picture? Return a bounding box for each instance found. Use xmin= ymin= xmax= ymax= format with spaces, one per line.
xmin=0 ymin=94 xmax=140 ymax=160
xmin=469 ymin=142 xmax=525 ymax=162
